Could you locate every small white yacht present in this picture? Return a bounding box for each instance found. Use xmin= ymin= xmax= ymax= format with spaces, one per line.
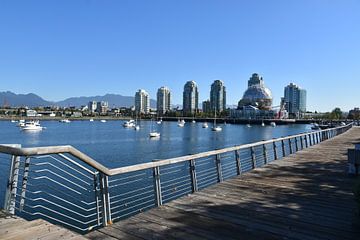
xmin=149 ymin=132 xmax=160 ymax=138
xmin=21 ymin=120 xmax=44 ymax=131
xmin=211 ymin=108 xmax=222 ymax=132
xmin=202 ymin=122 xmax=208 ymax=128
xmin=261 ymin=121 xmax=265 ymax=127
xmin=123 ymin=119 xmax=135 ymax=128
xmin=270 ymin=122 xmax=276 ymax=127
xmin=89 ymin=118 xmax=94 ymax=122
xmin=60 ymin=119 xmax=71 ymax=123
xmin=246 ymin=124 xmax=251 ymax=128
xmin=157 ymin=120 xmax=162 ymax=125
xmin=17 ymin=119 xmax=26 ymax=127
xmin=100 ymin=119 xmax=107 ymax=123
xmin=11 ymin=119 xmax=17 ymax=123
xmin=134 ymin=125 xmax=140 ymax=131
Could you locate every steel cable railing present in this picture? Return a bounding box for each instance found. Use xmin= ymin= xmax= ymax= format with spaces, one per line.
xmin=0 ymin=123 xmax=353 ymax=233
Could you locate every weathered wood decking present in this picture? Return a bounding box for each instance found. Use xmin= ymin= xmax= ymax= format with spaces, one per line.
xmin=86 ymin=127 xmax=360 ymax=240
xmin=0 ymin=210 xmax=86 ymax=240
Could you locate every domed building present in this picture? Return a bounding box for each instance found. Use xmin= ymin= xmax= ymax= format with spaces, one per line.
xmin=238 ymin=73 xmax=273 ymax=110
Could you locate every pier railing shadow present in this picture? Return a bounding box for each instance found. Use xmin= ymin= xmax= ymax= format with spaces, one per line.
xmin=0 ymin=123 xmax=353 ymax=233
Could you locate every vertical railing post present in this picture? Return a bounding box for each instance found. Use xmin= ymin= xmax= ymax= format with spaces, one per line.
xmin=251 ymin=147 xmax=256 ymax=168
xmin=300 ymin=136 xmax=304 ymax=149
xmin=281 ymin=140 xmax=286 ymax=157
xmin=235 ymin=150 xmax=241 ymax=175
xmin=273 ymin=141 xmax=278 ymax=160
xmin=263 ymin=144 xmax=268 ymax=164
xmin=153 ymin=166 xmax=162 ymax=207
xmin=215 ymin=154 xmax=223 ymax=182
xmin=19 ymin=157 xmax=31 ymax=212
xmin=189 ymin=160 xmax=198 ymax=192
xmin=4 ymin=154 xmax=21 ymax=215
xmin=288 ymin=139 xmax=293 ymax=154
xmin=99 ymin=173 xmax=112 ymax=226
xmin=316 ymin=132 xmax=319 ymax=144
xmin=309 ymin=134 xmax=313 ymax=146
xmin=295 ymin=137 xmax=299 ymax=152
xmin=93 ymin=172 xmax=101 ymax=226
xmin=304 ymin=135 xmax=308 ymax=148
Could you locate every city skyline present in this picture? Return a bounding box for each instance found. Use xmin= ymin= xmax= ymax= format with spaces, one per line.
xmin=1 ymin=1 xmax=359 ymax=112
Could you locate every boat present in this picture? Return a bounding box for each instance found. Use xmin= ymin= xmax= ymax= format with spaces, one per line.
xmin=202 ymin=122 xmax=208 ymax=128
xmin=270 ymin=122 xmax=276 ymax=127
xmin=311 ymin=123 xmax=320 ymax=130
xmin=100 ymin=120 xmax=107 ymax=123
xmin=11 ymin=119 xmax=17 ymax=123
xmin=123 ymin=119 xmax=135 ymax=128
xmin=60 ymin=119 xmax=71 ymax=123
xmin=211 ymin=108 xmax=222 ymax=132
xmin=89 ymin=118 xmax=94 ymax=122
xmin=246 ymin=124 xmax=251 ymax=128
xmin=192 ymin=120 xmax=196 ymax=123
xmin=178 ymin=119 xmax=185 ymax=127
xmin=134 ymin=125 xmax=140 ymax=131
xmin=17 ymin=119 xmax=25 ymax=127
xmin=149 ymin=119 xmax=160 ymax=138
xmin=21 ymin=120 xmax=44 ymax=131
xmin=261 ymin=121 xmax=265 ymax=127
xmin=157 ymin=120 xmax=162 ymax=124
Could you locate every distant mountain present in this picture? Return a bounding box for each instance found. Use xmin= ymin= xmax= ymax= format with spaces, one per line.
xmin=0 ymin=91 xmax=156 ymax=108
xmin=0 ymin=91 xmax=52 ymax=107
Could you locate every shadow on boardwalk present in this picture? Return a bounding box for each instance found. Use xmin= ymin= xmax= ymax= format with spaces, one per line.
xmin=87 ymin=128 xmax=360 ymax=240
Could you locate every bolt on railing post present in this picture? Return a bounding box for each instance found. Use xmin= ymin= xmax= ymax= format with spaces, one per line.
xmin=153 ymin=166 xmax=162 ymax=207
xmin=281 ymin=140 xmax=286 ymax=157
xmin=251 ymin=147 xmax=256 ymax=168
xmin=19 ymin=157 xmax=31 ymax=212
xmin=215 ymin=154 xmax=223 ymax=182
xmin=295 ymin=137 xmax=299 ymax=152
xmin=273 ymin=142 xmax=278 ymax=160
xmin=99 ymin=173 xmax=112 ymax=226
xmin=288 ymin=139 xmax=293 ymax=154
xmin=189 ymin=160 xmax=198 ymax=192
xmin=93 ymin=172 xmax=101 ymax=226
xmin=4 ymin=154 xmax=21 ymax=215
xmin=263 ymin=144 xmax=268 ymax=164
xmin=235 ymin=150 xmax=241 ymax=175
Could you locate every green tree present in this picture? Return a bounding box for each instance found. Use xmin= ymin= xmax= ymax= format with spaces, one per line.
xmin=330 ymin=107 xmax=342 ymax=120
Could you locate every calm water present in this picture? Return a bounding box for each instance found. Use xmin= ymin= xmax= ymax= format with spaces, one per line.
xmin=0 ymin=120 xmax=312 ymax=168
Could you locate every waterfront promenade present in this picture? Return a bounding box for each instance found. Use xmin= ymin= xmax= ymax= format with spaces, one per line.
xmin=86 ymin=127 xmax=360 ymax=240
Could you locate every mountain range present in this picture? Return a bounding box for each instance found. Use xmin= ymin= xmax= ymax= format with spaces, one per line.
xmin=0 ymin=91 xmax=156 ymax=108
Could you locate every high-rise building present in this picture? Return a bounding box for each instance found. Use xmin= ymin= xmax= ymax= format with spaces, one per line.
xmin=96 ymin=101 xmax=109 ymax=114
xmin=210 ymin=80 xmax=226 ymax=112
xmin=135 ymin=89 xmax=150 ymax=114
xmin=183 ymin=80 xmax=199 ymax=114
xmin=88 ymin=101 xmax=97 ymax=113
xmin=157 ymin=86 xmax=171 ymax=115
xmin=284 ymin=83 xmax=307 ymax=117
xmin=202 ymin=100 xmax=211 ymax=113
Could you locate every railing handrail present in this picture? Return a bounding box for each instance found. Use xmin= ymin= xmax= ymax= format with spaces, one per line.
xmin=0 ymin=123 xmax=353 ymax=176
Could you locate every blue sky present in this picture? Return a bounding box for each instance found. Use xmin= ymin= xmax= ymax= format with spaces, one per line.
xmin=0 ymin=0 xmax=359 ymax=112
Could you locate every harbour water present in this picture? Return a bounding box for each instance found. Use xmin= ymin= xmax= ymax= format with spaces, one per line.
xmin=0 ymin=120 xmax=312 ymax=168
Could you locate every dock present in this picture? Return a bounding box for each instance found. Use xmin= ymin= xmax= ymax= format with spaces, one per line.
xmin=86 ymin=127 xmax=360 ymax=240
xmin=0 ymin=210 xmax=86 ymax=240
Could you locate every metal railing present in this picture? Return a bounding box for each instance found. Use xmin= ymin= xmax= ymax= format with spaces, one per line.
xmin=0 ymin=123 xmax=353 ymax=232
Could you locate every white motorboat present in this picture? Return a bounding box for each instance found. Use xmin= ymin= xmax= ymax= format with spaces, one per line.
xmin=17 ymin=119 xmax=26 ymax=127
xmin=21 ymin=120 xmax=44 ymax=131
xmin=261 ymin=121 xmax=265 ymax=127
xmin=89 ymin=118 xmax=94 ymax=122
xmin=60 ymin=119 xmax=71 ymax=123
xmin=311 ymin=123 xmax=320 ymax=130
xmin=247 ymin=124 xmax=251 ymax=128
xmin=123 ymin=119 xmax=135 ymax=128
xmin=134 ymin=125 xmax=140 ymax=131
xmin=202 ymin=122 xmax=208 ymax=128
xmin=11 ymin=119 xmax=17 ymax=123
xmin=178 ymin=122 xmax=185 ymax=127
xmin=149 ymin=132 xmax=160 ymax=138
xmin=270 ymin=122 xmax=276 ymax=127
xmin=157 ymin=120 xmax=162 ymax=125
xmin=100 ymin=120 xmax=107 ymax=123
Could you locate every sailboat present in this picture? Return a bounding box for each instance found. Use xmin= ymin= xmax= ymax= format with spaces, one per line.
xmin=149 ymin=119 xmax=160 ymax=138
xmin=261 ymin=120 xmax=265 ymax=127
xmin=202 ymin=122 xmax=208 ymax=128
xmin=211 ymin=107 xmax=222 ymax=132
xmin=134 ymin=114 xmax=140 ymax=130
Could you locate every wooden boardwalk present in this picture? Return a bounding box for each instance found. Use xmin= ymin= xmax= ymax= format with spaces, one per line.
xmin=0 ymin=211 xmax=86 ymax=240
xmin=86 ymin=127 xmax=360 ymax=240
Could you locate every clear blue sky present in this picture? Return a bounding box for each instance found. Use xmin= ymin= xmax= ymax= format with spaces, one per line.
xmin=0 ymin=0 xmax=359 ymax=112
